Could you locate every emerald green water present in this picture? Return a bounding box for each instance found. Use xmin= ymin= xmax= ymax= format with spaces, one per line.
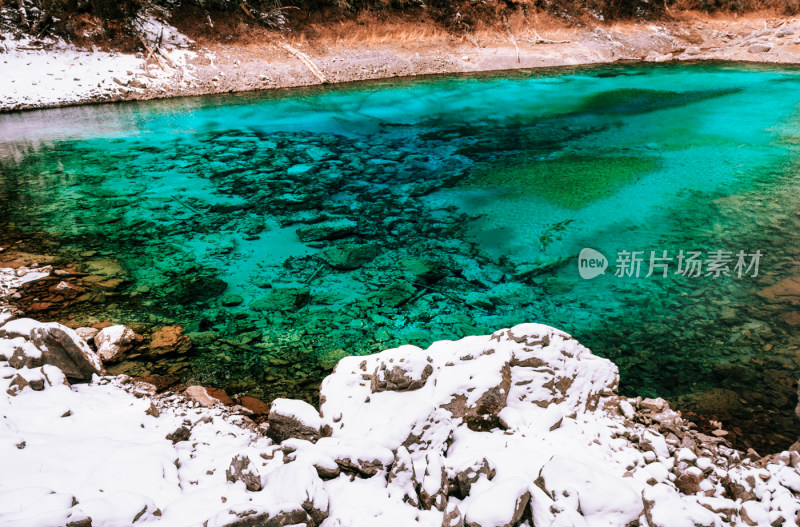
xmin=2 ymin=62 xmax=800 ymax=450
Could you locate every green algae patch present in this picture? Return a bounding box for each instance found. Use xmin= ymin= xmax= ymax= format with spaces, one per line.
xmin=574 ymin=88 xmax=742 ymax=116
xmin=470 ymin=154 xmax=659 ymax=209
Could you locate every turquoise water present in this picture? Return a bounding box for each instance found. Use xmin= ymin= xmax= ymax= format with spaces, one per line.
xmin=2 ymin=62 xmax=800 ymax=450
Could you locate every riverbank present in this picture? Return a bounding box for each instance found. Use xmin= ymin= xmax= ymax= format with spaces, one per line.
xmin=3 ymin=11 xmax=800 ymax=112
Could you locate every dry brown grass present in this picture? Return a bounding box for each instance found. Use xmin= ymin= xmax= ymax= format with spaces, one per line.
xmin=295 ymin=12 xmax=454 ymax=47
xmin=290 ymin=8 xmax=578 ymax=49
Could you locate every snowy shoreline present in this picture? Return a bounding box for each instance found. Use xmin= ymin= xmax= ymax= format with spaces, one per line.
xmin=4 ymin=15 xmax=800 ymax=113
xmin=2 ymin=266 xmax=800 ymax=526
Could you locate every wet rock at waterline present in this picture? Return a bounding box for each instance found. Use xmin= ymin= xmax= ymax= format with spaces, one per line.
xmin=94 ymin=324 xmax=137 ymax=363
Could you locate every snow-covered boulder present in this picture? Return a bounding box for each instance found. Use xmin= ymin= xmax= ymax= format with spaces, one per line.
xmin=320 ymin=323 xmax=619 ymax=447
xmin=3 ymin=337 xmax=42 ymax=369
xmin=370 ymin=345 xmax=434 ymax=392
xmin=2 ymin=319 xmax=800 ymax=527
xmin=419 ymin=451 xmax=449 ymax=511
xmin=537 ymin=455 xmax=644 ymax=526
xmin=203 ymin=503 xmax=312 ymax=527
xmin=463 ymin=476 xmax=531 ymax=527
xmin=387 ymin=446 xmax=420 ymax=507
xmin=267 ymin=398 xmax=322 ymax=443
xmin=264 ymin=461 xmax=329 ymax=524
xmin=642 ymin=483 xmax=721 ymax=527
xmin=6 ymin=365 xmax=68 ymax=396
xmin=30 ymin=322 xmax=106 ymax=381
xmin=94 ymin=325 xmax=136 ymax=363
xmin=0 ymin=318 xmax=41 ymax=339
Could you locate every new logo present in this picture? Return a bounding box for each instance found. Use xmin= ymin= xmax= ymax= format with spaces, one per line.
xmin=578 ymin=248 xmax=608 ymax=280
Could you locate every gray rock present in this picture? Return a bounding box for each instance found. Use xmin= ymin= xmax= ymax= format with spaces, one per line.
xmin=748 ymin=43 xmax=771 ymax=53
xmin=226 ymin=454 xmax=262 ymax=492
xmin=30 ymin=323 xmax=106 ymax=382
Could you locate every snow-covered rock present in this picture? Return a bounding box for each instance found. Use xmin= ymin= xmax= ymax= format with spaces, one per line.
xmin=226 ymin=454 xmax=263 ymax=492
xmin=463 ymin=476 xmax=530 ymax=527
xmin=30 ymin=322 xmax=106 ymax=381
xmin=267 ymin=397 xmax=322 ymax=443
xmin=0 ymin=317 xmax=41 ymax=339
xmin=3 ymin=337 xmax=42 ymax=369
xmin=1 ymin=319 xmax=800 ymax=527
xmin=94 ymin=324 xmax=136 ymax=363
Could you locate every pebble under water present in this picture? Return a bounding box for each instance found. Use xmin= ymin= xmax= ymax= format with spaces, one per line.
xmin=2 ymin=62 xmax=800 ymax=452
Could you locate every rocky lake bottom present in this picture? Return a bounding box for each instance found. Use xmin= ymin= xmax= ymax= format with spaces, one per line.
xmin=3 ymin=61 xmax=800 ymax=452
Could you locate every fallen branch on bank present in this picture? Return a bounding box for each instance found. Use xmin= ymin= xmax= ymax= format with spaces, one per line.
xmin=275 ymin=42 xmax=328 ymax=84
xmin=503 ymin=16 xmax=520 ymax=63
xmin=135 ymin=31 xmax=175 ymax=71
xmin=464 ymin=32 xmax=481 ymax=49
xmin=520 ymin=27 xmax=571 ymax=45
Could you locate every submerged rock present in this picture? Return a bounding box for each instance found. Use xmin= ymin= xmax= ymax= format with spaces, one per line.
xmin=319 ymin=244 xmax=380 ymax=270
xmin=221 ymin=294 xmax=244 ymax=307
xmin=149 ymin=325 xmax=192 ymax=356
xmin=296 ymin=219 xmax=357 ymax=242
xmin=250 ymin=288 xmax=310 ymax=313
xmin=757 ymin=275 xmax=800 ymax=304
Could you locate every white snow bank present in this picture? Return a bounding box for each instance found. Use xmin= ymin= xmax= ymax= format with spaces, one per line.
xmin=0 ymin=319 xmax=798 ymax=527
xmin=0 ymin=16 xmax=196 ymax=112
